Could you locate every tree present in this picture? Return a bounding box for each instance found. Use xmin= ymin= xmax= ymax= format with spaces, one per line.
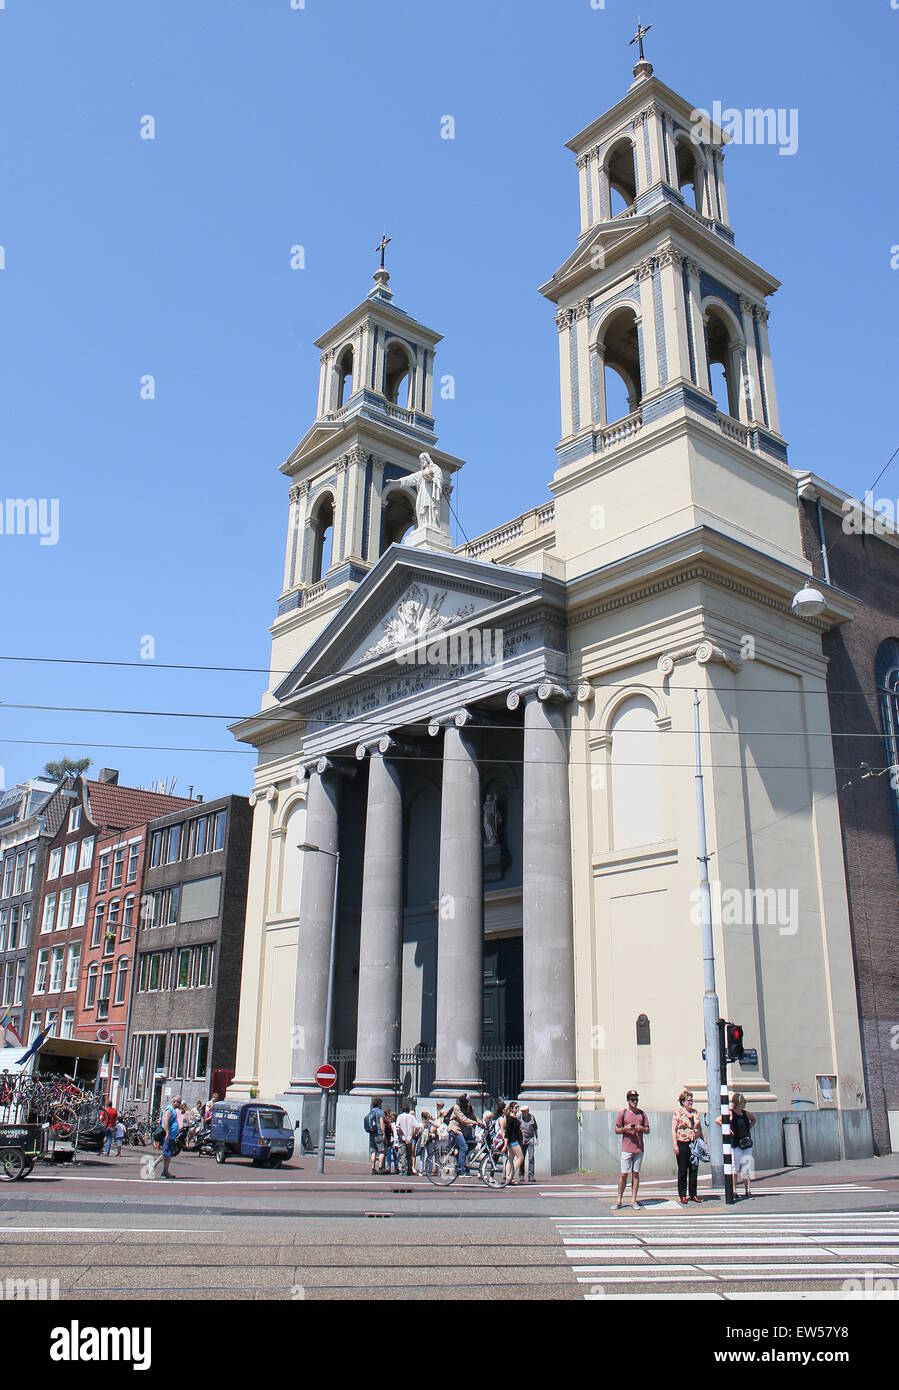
xmin=43 ymin=756 xmax=91 ymax=781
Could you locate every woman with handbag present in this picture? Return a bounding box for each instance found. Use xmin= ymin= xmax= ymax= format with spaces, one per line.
xmin=671 ymin=1089 xmax=704 ymax=1205
xmin=717 ymin=1093 xmax=756 ymax=1199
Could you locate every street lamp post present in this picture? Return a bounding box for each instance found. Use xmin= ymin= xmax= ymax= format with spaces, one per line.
xmin=693 ymin=691 xmax=725 ymax=1190
xmin=297 ymin=840 xmax=340 ymax=1175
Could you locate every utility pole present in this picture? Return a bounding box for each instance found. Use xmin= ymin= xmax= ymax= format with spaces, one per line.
xmin=694 ymin=689 xmax=724 ymax=1188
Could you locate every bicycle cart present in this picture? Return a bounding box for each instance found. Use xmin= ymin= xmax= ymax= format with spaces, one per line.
xmin=0 ymin=1123 xmax=44 ymax=1181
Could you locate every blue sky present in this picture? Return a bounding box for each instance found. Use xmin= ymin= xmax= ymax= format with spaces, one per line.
xmin=0 ymin=0 xmax=896 ymax=799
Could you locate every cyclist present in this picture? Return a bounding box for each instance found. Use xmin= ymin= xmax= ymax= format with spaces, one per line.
xmin=446 ymin=1093 xmax=479 ymax=1177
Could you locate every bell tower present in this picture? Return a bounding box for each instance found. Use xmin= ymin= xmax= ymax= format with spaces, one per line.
xmin=269 ymin=245 xmax=465 ymax=686
xmin=540 ymin=39 xmax=797 ymax=582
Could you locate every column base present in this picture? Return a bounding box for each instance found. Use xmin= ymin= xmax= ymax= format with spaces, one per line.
xmin=275 ymin=1089 xmax=320 ymax=1155
xmin=519 ymin=1081 xmax=579 ymax=1103
xmin=524 ymin=1099 xmax=580 ymax=1177
xmin=430 ymin=1080 xmax=483 ymax=1101
xmin=335 ymin=1093 xmax=382 ymax=1163
xmin=224 ymin=1076 xmax=259 ymax=1101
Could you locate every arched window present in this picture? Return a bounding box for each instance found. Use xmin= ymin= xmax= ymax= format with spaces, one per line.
xmin=309 ymin=494 xmax=334 ymax=583
xmin=381 ymin=487 xmax=416 ymax=551
xmin=384 ymin=342 xmax=412 ymax=406
xmin=335 ymin=345 xmax=354 ymax=407
xmin=609 ymin=695 xmax=664 ymax=850
xmin=876 ymin=639 xmax=899 ymax=864
xmin=596 ymin=305 xmax=642 ymax=425
xmin=604 ymin=137 xmax=637 ymax=216
xmin=675 ymin=137 xmax=704 ymax=213
xmin=704 ymin=303 xmax=745 ymax=420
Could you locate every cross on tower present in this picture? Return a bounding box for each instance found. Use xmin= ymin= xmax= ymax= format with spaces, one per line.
xmin=375 ymin=233 xmax=392 ymax=270
xmin=628 ymin=20 xmax=652 ymax=62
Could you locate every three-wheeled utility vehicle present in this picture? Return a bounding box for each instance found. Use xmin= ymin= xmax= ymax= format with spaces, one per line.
xmin=209 ymin=1101 xmax=295 ymax=1167
xmin=0 ymin=1123 xmax=44 ymax=1181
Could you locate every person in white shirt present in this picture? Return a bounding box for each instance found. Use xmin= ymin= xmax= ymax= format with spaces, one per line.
xmin=395 ymin=1104 xmax=418 ymax=1176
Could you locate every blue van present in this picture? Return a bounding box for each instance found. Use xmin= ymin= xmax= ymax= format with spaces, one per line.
xmin=210 ymin=1101 xmax=295 ymax=1167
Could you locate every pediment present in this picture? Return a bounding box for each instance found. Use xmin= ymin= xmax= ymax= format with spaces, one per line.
xmin=274 ymin=546 xmax=546 ymax=703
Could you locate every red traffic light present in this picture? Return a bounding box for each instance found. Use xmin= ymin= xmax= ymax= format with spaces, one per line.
xmin=726 ymin=1023 xmax=745 ymax=1062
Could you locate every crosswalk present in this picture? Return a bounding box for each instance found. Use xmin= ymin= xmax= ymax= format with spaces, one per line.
xmin=553 ymin=1211 xmax=899 ymax=1299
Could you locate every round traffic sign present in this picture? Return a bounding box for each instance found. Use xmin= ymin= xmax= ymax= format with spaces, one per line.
xmin=315 ymin=1063 xmax=337 ymax=1090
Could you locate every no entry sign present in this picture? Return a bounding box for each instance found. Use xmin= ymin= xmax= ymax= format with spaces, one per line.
xmin=315 ymin=1063 xmax=337 ymax=1090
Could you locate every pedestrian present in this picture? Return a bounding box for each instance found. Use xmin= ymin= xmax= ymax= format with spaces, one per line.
xmin=395 ymin=1103 xmax=417 ymax=1176
xmin=114 ymin=1117 xmax=125 ymax=1157
xmin=417 ymin=1111 xmax=434 ymax=1175
xmin=446 ymin=1093 xmax=479 ymax=1176
xmin=502 ymin=1101 xmax=525 ymax=1186
xmin=614 ymin=1088 xmax=649 ymax=1209
xmin=519 ymin=1102 xmax=539 ymax=1183
xmin=717 ymin=1092 xmax=756 ymax=1199
xmin=672 ymin=1088 xmax=704 ymax=1205
xmin=384 ymin=1110 xmax=399 ymax=1174
xmin=160 ymin=1093 xmax=181 ymax=1179
xmin=101 ymin=1096 xmax=118 ymax=1157
xmin=204 ymin=1092 xmax=219 ymax=1126
xmin=365 ymin=1096 xmax=386 ymax=1174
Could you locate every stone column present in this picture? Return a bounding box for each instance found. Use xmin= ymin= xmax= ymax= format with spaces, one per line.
xmin=739 ymin=296 xmax=764 ymax=426
xmin=288 ymin=759 xmax=341 ymax=1090
xmin=514 ymin=685 xmax=577 ymax=1101
xmin=755 ymin=307 xmax=781 ymax=434
xmin=433 ymin=712 xmax=483 ymax=1095
xmin=556 ymin=308 xmax=573 ymax=437
xmin=685 ymin=260 xmax=708 ymax=391
xmin=351 ymin=742 xmax=404 ymax=1092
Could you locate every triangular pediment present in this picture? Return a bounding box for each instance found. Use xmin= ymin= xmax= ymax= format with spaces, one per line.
xmin=273 ymin=545 xmax=546 ymax=704
xmin=540 ymin=218 xmax=650 ymax=300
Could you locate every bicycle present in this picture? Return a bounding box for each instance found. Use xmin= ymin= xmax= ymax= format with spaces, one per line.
xmin=425 ymin=1127 xmax=506 ymax=1189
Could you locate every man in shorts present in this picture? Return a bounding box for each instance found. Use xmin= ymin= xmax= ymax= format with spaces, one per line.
xmin=615 ymin=1088 xmax=650 ymax=1209
xmin=367 ymin=1096 xmax=385 ymax=1174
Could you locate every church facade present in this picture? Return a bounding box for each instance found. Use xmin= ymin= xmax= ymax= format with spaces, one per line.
xmin=228 ymin=55 xmax=872 ymax=1173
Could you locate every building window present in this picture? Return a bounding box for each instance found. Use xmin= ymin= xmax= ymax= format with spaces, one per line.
xmin=97 ymin=853 xmax=110 ymax=893
xmin=105 ymin=901 xmax=120 ymax=954
xmin=41 ymin=893 xmax=57 ymax=934
xmin=0 ymin=910 xmax=6 ymax=952
xmin=79 ymin=836 xmax=95 ymax=871
xmin=12 ymin=851 xmax=25 ymax=896
xmin=49 ymin=947 xmax=64 ymax=994
xmin=194 ymin=1034 xmax=210 ymax=1080
xmin=127 ymin=842 xmax=140 ymax=882
xmin=169 ymin=1032 xmax=188 ymax=1078
xmin=91 ymin=900 xmax=106 ymax=956
xmin=73 ymin=882 xmax=88 ymax=928
xmin=876 ymin=639 xmax=899 ymax=866
xmin=63 ymin=841 xmax=78 ymax=876
xmin=98 ymin=963 xmax=113 ymax=1020
xmin=57 ymin=887 xmax=73 ymax=932
xmin=20 ymin=905 xmax=30 ymax=950
xmin=176 ymin=949 xmax=192 ymax=989
xmin=194 ymin=943 xmax=215 ymax=988
xmin=29 ymin=1012 xmax=42 ymax=1042
xmin=45 ymin=1009 xmax=58 ymax=1036
xmin=111 ymin=847 xmax=125 ymax=888
xmin=47 ymin=848 xmax=61 ymax=881
xmin=68 ymin=806 xmax=81 ymax=833
xmin=61 ymin=1008 xmax=75 ymax=1039
xmin=25 ymin=848 xmax=37 ymax=891
xmin=150 ymin=825 xmax=181 ymax=867
xmin=8 ymin=906 xmax=18 ymax=951
xmin=14 ymin=960 xmax=25 ymax=1005
xmin=147 ymin=885 xmax=180 ymax=930
xmin=1 ymin=963 xmax=11 ymax=1006
xmin=122 ymin=895 xmax=135 ymax=940
xmin=65 ymin=942 xmax=81 ymax=993
xmin=213 ymin=810 xmax=227 ymax=851
xmin=1 ymin=859 xmax=11 ymax=899
xmin=85 ymin=964 xmax=98 ymax=1008
xmin=114 ymin=956 xmax=129 ymax=1006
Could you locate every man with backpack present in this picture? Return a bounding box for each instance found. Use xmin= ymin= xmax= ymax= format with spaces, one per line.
xmin=614 ymin=1088 xmax=650 ymax=1209
xmin=364 ymin=1097 xmax=385 ymax=1174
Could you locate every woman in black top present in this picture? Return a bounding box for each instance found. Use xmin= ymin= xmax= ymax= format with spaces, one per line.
xmin=716 ymin=1092 xmax=756 ymax=1199
xmin=503 ymin=1101 xmax=524 ymax=1187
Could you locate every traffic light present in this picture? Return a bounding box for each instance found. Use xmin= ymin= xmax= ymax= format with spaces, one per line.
xmin=726 ymin=1023 xmax=745 ymax=1063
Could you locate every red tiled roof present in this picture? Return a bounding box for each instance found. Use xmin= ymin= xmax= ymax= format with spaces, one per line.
xmin=85 ymin=781 xmax=194 ymax=833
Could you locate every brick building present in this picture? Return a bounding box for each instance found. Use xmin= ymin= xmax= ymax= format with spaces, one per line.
xmin=28 ymin=771 xmax=192 ymax=1093
xmin=797 ymin=473 xmax=899 ymax=1154
xmin=0 ymin=777 xmax=58 ymax=1042
xmin=127 ymin=794 xmax=251 ymax=1115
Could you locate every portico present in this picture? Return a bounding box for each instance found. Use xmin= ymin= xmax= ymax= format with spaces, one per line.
xmin=246 ymin=542 xmax=579 ymax=1169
